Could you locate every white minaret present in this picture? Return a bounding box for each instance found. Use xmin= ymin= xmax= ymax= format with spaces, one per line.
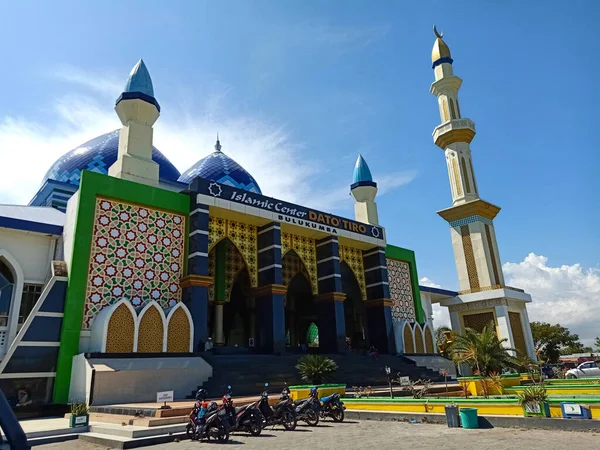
xmin=350 ymin=154 xmax=379 ymax=225
xmin=108 ymin=59 xmax=160 ymax=187
xmin=430 ymin=26 xmax=536 ymax=359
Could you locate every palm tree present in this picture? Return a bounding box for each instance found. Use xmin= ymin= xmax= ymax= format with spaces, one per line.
xmin=450 ymin=324 xmax=516 ymax=375
xmin=435 ymin=326 xmax=453 ymax=357
xmin=296 ymin=355 xmax=338 ymax=385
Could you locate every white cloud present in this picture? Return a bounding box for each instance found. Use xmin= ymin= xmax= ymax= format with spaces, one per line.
xmin=419 ymin=277 xmax=441 ymax=289
xmin=420 ymin=276 xmax=451 ymax=329
xmin=503 ymin=253 xmax=600 ymax=346
xmin=0 ymin=67 xmax=416 ymax=211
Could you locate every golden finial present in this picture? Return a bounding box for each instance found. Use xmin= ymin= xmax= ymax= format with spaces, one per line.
xmin=431 ymin=25 xmax=451 ymax=64
xmin=433 ymin=24 xmax=443 ymax=39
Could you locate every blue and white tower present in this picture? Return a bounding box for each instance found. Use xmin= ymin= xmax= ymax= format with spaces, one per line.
xmin=350 ymin=154 xmax=379 ymax=225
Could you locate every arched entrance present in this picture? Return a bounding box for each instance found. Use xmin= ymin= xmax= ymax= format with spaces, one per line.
xmin=223 ymin=269 xmax=253 ymax=347
xmin=341 ymin=262 xmax=366 ymax=351
xmin=285 ymin=273 xmax=317 ymax=349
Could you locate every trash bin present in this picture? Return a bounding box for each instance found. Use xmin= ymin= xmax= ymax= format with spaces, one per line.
xmin=459 ymin=407 xmax=479 ymax=429
xmin=445 ymin=405 xmax=460 ymax=428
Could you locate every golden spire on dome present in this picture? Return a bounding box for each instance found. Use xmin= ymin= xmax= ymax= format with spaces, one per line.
xmin=431 ymin=25 xmax=452 ymax=64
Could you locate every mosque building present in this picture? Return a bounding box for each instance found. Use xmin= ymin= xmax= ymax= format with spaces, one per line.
xmin=0 ymin=29 xmax=535 ymax=407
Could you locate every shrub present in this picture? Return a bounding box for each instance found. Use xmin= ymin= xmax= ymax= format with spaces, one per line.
xmin=296 ymin=355 xmax=338 ymax=385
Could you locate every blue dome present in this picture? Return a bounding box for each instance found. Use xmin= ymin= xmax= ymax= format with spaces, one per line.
xmin=43 ymin=130 xmax=181 ymax=186
xmin=178 ymin=140 xmax=262 ymax=194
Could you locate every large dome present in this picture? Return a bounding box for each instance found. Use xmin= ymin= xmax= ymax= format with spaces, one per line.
xmin=42 ymin=130 xmax=181 ymax=186
xmin=178 ymin=140 xmax=262 ymax=194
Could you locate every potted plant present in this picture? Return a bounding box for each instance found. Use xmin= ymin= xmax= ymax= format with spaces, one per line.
xmin=517 ymin=385 xmax=550 ymax=417
xmin=69 ymin=400 xmax=90 ymax=428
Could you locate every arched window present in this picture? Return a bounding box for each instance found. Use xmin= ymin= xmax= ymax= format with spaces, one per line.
xmin=452 ymin=158 xmax=463 ymax=197
xmin=0 ymin=260 xmax=15 ymax=328
xmin=442 ymin=100 xmax=449 ymax=122
xmin=461 ymin=157 xmax=471 ymax=193
xmin=456 ymin=100 xmax=462 ymax=118
xmin=469 ymin=158 xmax=478 ymax=193
xmin=449 ymin=98 xmax=457 ymax=120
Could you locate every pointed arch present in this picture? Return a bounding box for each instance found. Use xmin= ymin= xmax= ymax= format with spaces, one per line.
xmin=402 ymin=322 xmax=415 ymax=354
xmin=423 ymin=324 xmax=435 ymax=354
xmin=461 ymin=157 xmax=471 ymax=193
xmin=339 ymin=245 xmax=367 ymax=301
xmin=280 ymin=233 xmax=318 ymax=294
xmin=414 ymin=324 xmax=424 ymax=353
xmin=449 ymin=98 xmax=457 ymax=120
xmin=165 ymin=302 xmax=193 ymax=352
xmin=104 ymin=299 xmax=136 ymax=353
xmin=0 ymin=249 xmax=25 ymax=349
xmin=136 ymin=301 xmax=166 ymax=353
xmin=282 ymin=250 xmax=311 ymax=290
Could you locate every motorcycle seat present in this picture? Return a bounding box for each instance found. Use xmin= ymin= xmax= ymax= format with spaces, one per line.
xmin=234 ymin=406 xmax=246 ymax=414
xmin=320 ymin=394 xmax=334 ymax=403
xmin=274 ymin=400 xmax=288 ymax=409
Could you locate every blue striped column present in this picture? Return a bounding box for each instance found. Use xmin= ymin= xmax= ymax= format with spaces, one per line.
xmin=316 ymin=236 xmax=346 ymax=353
xmin=181 ymin=201 xmax=211 ymax=352
xmin=363 ymin=247 xmax=395 ymax=354
xmin=254 ymin=222 xmax=286 ymax=354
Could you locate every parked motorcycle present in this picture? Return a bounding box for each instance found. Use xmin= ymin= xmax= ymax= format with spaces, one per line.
xmin=293 ymin=386 xmax=319 ymax=426
xmin=317 ymin=392 xmax=345 ymax=422
xmin=222 ymin=385 xmax=263 ymax=436
xmin=186 ymin=389 xmax=230 ymax=442
xmin=258 ymin=383 xmax=297 ymax=430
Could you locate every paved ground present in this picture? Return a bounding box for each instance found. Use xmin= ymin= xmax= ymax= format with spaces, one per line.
xmin=37 ymin=419 xmax=600 ymax=450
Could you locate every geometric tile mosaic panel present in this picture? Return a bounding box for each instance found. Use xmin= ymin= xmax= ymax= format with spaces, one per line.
xmin=281 ymin=232 xmax=318 ymax=294
xmin=82 ymin=198 xmax=186 ymax=328
xmin=339 ymin=245 xmax=367 ymax=300
xmin=387 ymin=258 xmax=416 ymax=323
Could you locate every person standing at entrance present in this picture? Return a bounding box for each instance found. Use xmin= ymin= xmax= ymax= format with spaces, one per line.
xmin=204 ymin=337 xmax=214 ymax=352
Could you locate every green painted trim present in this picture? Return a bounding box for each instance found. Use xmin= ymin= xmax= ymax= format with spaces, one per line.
xmin=457 ymin=374 xmax=520 ymax=380
xmin=505 ymin=385 xmax=600 ymax=391
xmin=53 ymin=170 xmax=190 ymax=403
xmin=546 ymin=378 xmax=600 ymax=384
xmin=385 ymin=244 xmax=425 ymax=324
xmin=215 ymin=240 xmax=227 ymax=302
xmin=344 ymin=396 xmax=600 ymax=405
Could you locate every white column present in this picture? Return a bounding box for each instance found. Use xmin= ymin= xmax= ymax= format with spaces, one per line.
xmin=214 ymin=303 xmax=224 ymax=346
xmin=494 ymin=305 xmax=516 ymax=355
xmin=449 ymin=310 xmax=461 ymax=333
xmin=421 ymin=292 xmax=433 ymax=322
xmin=519 ymin=306 xmax=536 ymax=359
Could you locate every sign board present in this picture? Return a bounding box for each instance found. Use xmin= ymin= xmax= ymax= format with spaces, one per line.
xmin=563 ymin=404 xmax=582 ymax=415
xmin=192 ymin=177 xmax=385 ymax=240
xmin=399 ymin=376 xmax=410 ymax=386
xmin=525 ymin=403 xmax=541 ymax=414
xmin=157 ymin=391 xmax=174 ymax=403
xmin=74 ymin=415 xmax=88 ymax=425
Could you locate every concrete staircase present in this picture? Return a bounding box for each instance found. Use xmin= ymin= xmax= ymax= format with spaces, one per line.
xmin=191 ymin=353 xmax=444 ymax=398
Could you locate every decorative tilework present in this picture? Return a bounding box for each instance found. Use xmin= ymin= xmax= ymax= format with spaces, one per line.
xmin=339 ymin=245 xmax=367 ymax=300
xmin=452 ymin=158 xmax=462 ymax=196
xmin=485 ymin=224 xmax=501 ymax=286
xmin=449 ymin=215 xmax=493 ymax=228
xmin=414 ymin=325 xmax=424 ymax=353
xmin=167 ymin=307 xmax=191 ymax=352
xmin=137 ymin=305 xmax=164 ymax=353
xmin=208 ymin=249 xmax=216 ymax=302
xmin=281 ymin=232 xmax=318 ymax=294
xmin=227 ymin=220 xmax=257 ymax=287
xmin=509 ymin=312 xmax=527 ymax=356
xmin=387 ymin=258 xmax=416 ymax=322
xmin=43 ymin=130 xmax=181 ymax=187
xmin=424 ymin=327 xmax=434 ymax=354
xmin=105 ymin=303 xmax=135 ymax=353
xmin=460 ymin=225 xmax=480 ymax=290
xmin=282 ymin=251 xmax=311 ymax=289
xmin=403 ymin=324 xmax=415 ymax=353
xmin=208 ymin=216 xmax=227 ymax=251
xmin=225 ymin=241 xmax=248 ymax=301
xmin=82 ymin=198 xmax=186 ymax=328
xmin=463 ymin=312 xmax=495 ymax=333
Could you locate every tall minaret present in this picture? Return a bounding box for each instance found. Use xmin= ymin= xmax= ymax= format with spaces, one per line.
xmin=108 ymin=59 xmax=160 ymax=187
xmin=430 ymin=26 xmax=536 ymax=360
xmin=430 ymin=27 xmax=504 ymax=292
xmin=350 ymin=154 xmax=379 ymax=225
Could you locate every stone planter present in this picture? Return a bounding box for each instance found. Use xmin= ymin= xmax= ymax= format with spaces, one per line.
xmin=458 ymin=375 xmax=520 ymax=397
xmin=69 ymin=414 xmax=89 ymax=428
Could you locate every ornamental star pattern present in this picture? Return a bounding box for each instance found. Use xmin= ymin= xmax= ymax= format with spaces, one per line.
xmin=387 ymin=258 xmax=416 ymax=322
xmin=208 ymin=182 xmax=222 ymax=197
xmin=82 ymin=198 xmax=186 ymax=328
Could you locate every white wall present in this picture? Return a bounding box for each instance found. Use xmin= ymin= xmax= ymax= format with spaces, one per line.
xmin=69 ymin=353 xmax=94 ymax=405
xmin=0 ymin=228 xmax=55 ymax=284
xmin=63 ymin=191 xmax=79 ymax=274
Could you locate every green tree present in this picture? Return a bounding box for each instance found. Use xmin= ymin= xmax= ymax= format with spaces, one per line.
xmin=530 ymin=322 xmax=584 ymax=363
xmin=435 ymin=326 xmax=453 ymax=357
xmin=296 ymin=355 xmax=338 ymax=385
xmin=450 ymin=324 xmax=515 ymax=375
xmin=595 ymin=337 xmax=600 ymax=352
xmin=560 ymin=345 xmax=593 ymax=356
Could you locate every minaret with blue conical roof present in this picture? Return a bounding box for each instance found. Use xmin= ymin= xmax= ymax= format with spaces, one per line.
xmin=108 ymin=59 xmax=161 ymax=187
xmin=350 ymin=154 xmax=379 ymax=225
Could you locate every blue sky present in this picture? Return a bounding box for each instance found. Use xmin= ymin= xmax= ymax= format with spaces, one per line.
xmin=0 ymin=1 xmax=598 ymax=339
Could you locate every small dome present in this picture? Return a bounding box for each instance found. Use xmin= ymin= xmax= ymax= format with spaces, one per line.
xmin=124 ymin=59 xmax=154 ymax=97
xmin=42 ymin=130 xmax=181 ymax=186
xmin=431 ymin=37 xmax=451 ymax=64
xmin=178 ymin=139 xmax=262 ymax=194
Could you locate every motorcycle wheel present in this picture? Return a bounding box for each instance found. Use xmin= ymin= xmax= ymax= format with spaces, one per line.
xmin=186 ymin=423 xmax=195 ymax=440
xmin=305 ymin=408 xmax=319 ymax=426
xmin=331 ymin=406 xmax=345 ymax=422
xmin=217 ymin=428 xmax=230 ymax=443
xmin=249 ymin=415 xmax=262 ymax=436
xmin=282 ymin=410 xmax=297 ymax=431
